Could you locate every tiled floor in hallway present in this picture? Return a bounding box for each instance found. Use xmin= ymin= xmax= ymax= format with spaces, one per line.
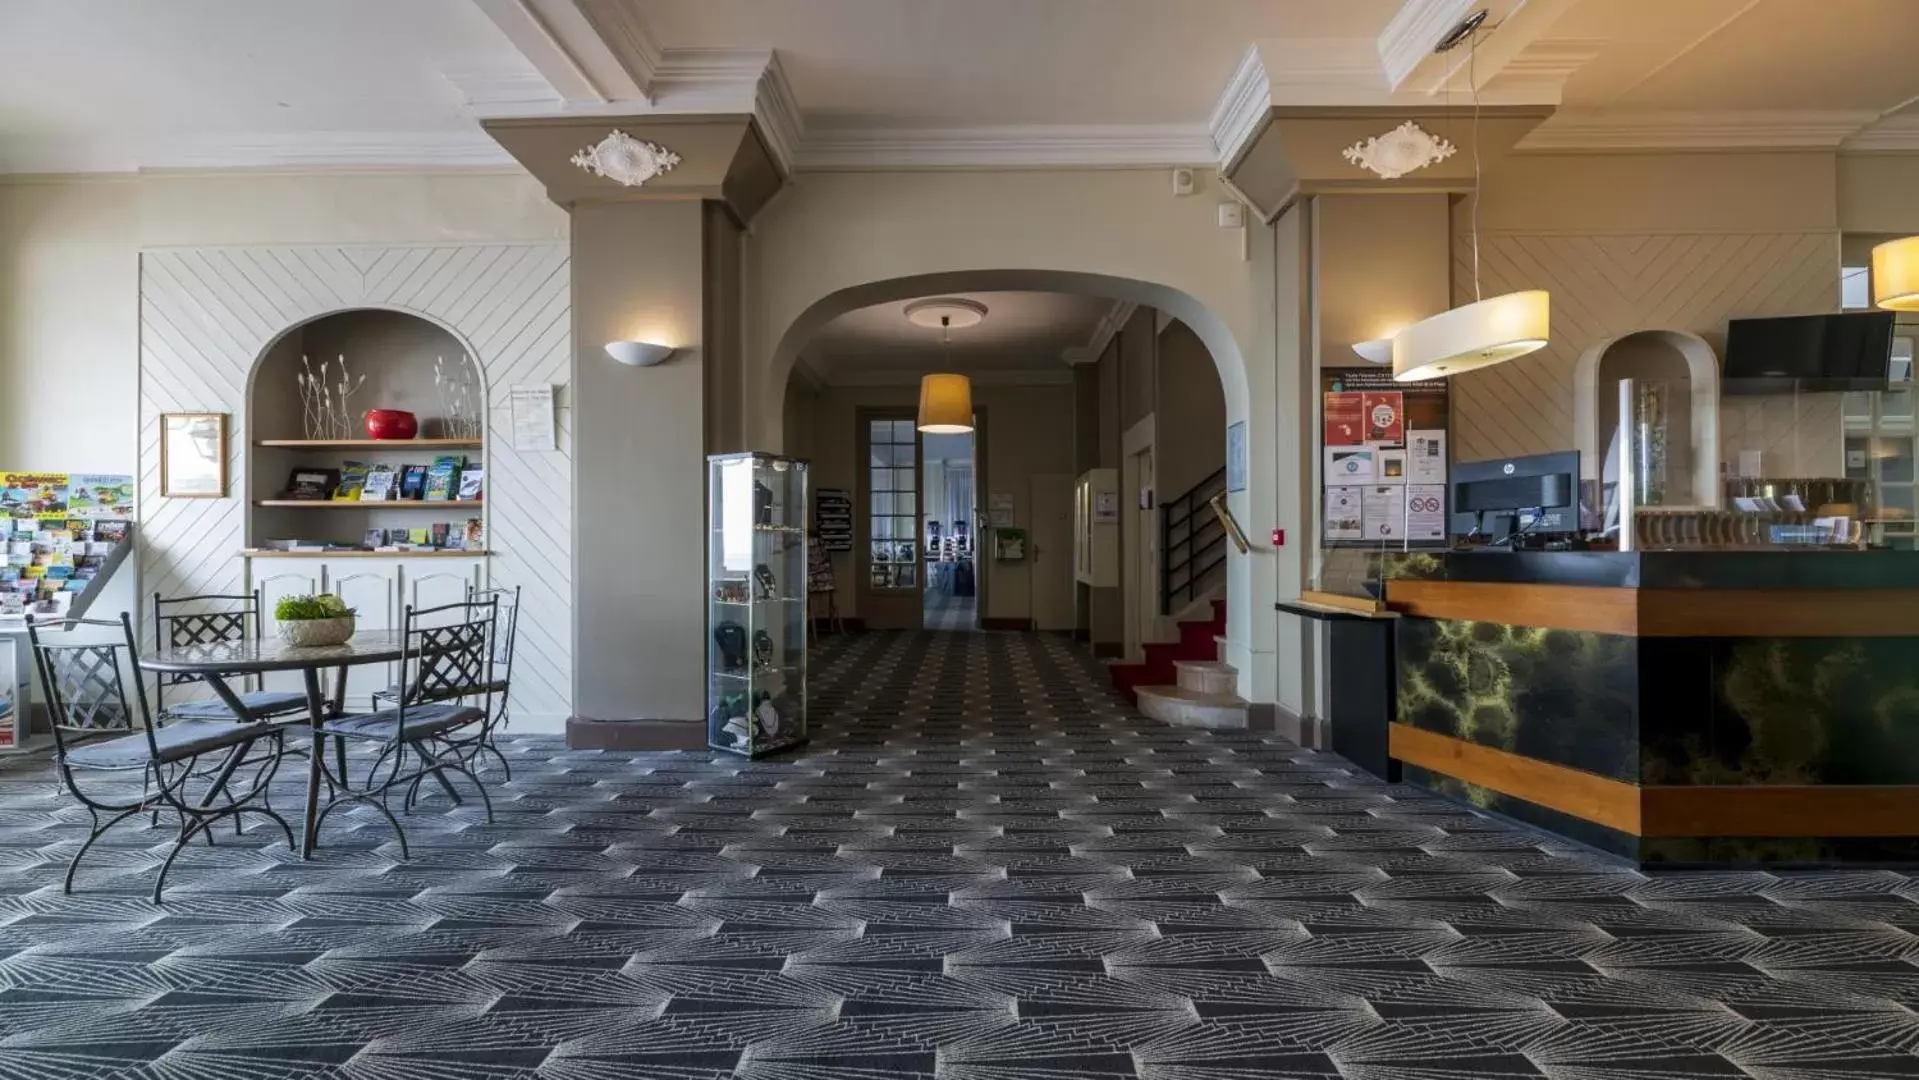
xmin=1 ymin=629 xmax=1917 ymax=1078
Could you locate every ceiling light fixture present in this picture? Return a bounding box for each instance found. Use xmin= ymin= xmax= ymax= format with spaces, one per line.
xmin=916 ymin=308 xmax=978 ymax=434
xmin=1872 ymin=236 xmax=1919 ymax=310
xmin=1352 ymin=337 xmax=1396 ymax=365
xmin=1391 ymin=13 xmax=1550 ymax=383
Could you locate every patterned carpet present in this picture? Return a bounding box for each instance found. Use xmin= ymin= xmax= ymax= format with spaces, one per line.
xmin=1 ymin=630 xmax=1917 ymax=1078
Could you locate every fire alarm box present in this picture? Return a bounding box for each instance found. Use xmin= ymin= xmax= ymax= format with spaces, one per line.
xmin=1074 ymin=468 xmax=1119 ymax=588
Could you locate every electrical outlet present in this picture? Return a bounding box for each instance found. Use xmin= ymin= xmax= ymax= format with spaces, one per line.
xmin=1217 ymin=202 xmax=1244 ymax=228
xmin=1171 ymin=167 xmax=1195 ymax=196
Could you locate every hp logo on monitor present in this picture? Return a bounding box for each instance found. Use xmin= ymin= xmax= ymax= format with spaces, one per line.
xmin=1502 ymin=463 xmax=1516 ymax=475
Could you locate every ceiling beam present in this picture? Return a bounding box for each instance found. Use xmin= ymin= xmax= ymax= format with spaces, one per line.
xmin=1378 ymin=0 xmax=1480 ymax=90
xmin=471 ymin=0 xmax=646 ymax=103
xmin=1408 ymin=0 xmax=1585 ymax=96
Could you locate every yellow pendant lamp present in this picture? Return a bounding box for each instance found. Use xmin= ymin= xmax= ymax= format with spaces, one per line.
xmin=917 ymin=373 xmax=974 ymax=433
xmin=1872 ymin=236 xmax=1919 ymax=310
xmin=907 ymin=299 xmax=982 ymax=433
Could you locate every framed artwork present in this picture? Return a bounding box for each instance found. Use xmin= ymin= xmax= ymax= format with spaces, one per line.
xmin=160 ymin=413 xmax=228 ymax=498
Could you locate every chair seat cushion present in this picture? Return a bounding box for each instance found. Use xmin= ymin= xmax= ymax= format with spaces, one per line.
xmin=67 ymin=719 xmax=268 ymax=769
xmin=322 ymin=703 xmax=483 ymax=741
xmin=165 ymin=689 xmax=309 ymax=720
xmin=373 ymin=677 xmax=508 ymax=705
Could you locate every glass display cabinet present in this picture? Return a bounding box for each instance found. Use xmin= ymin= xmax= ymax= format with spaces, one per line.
xmin=707 ymin=452 xmax=809 ymax=757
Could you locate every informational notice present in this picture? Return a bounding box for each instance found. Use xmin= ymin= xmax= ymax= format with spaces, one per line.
xmin=1375 ymin=448 xmax=1406 ymax=484
xmin=1325 ymin=486 xmax=1363 ymax=541
xmin=1325 ymin=447 xmax=1375 ymax=483
xmin=1407 ymin=429 xmax=1447 ymax=484
xmin=509 ymin=385 xmax=557 ymax=452
xmin=1324 ymin=392 xmax=1364 ymax=446
xmin=1362 ymin=485 xmax=1405 ymax=542
xmin=1361 ymin=390 xmax=1404 ymax=444
xmin=1406 ymin=484 xmax=1447 ymax=542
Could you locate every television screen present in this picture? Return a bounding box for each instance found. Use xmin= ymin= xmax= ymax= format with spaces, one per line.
xmin=1723 ymin=312 xmax=1894 ymax=389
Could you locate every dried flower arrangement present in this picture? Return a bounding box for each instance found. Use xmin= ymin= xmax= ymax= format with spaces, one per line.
xmin=297 ymin=356 xmax=368 ymax=440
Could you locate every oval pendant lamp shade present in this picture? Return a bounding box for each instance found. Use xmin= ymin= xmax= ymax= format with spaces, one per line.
xmin=1392 ymin=290 xmax=1551 ymax=383
xmin=1872 ymin=236 xmax=1919 ymax=310
xmin=917 ymin=373 xmax=974 ymax=433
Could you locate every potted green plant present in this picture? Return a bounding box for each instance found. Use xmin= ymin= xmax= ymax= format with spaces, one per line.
xmin=274 ymin=594 xmax=356 ymax=648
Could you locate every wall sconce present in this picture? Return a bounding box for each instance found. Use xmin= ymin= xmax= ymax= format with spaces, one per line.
xmin=605 ymin=340 xmax=676 ymax=367
xmin=1351 ymin=337 xmax=1396 ymax=365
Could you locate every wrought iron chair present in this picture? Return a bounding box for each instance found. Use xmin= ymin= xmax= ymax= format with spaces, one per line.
xmin=372 ymin=584 xmax=519 ymax=785
xmin=314 ymin=598 xmax=498 ymax=858
xmin=151 ymin=591 xmax=309 ymax=723
xmin=29 ymin=613 xmax=294 ymax=902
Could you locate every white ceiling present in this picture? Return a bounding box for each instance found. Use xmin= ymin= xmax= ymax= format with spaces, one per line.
xmin=4 ymin=0 xmax=1919 ymax=172
xmin=801 ymin=290 xmax=1115 ymax=384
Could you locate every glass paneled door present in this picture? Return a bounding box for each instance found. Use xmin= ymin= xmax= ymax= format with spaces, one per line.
xmin=860 ymin=413 xmax=923 ymax=628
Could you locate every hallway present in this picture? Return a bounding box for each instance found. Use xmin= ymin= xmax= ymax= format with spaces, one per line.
xmin=0 ymin=631 xmax=1914 ymax=1077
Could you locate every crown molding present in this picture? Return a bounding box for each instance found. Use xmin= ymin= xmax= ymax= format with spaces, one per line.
xmin=1482 ymin=38 xmax=1603 ymax=102
xmin=441 ymin=62 xmax=563 ymax=112
xmin=1378 ymin=0 xmax=1479 ymax=90
xmin=1060 ymin=300 xmax=1138 ymax=365
xmin=793 ymin=126 xmax=1213 ymax=171
xmin=1517 ymin=110 xmax=1882 ymax=151
xmin=1209 ymin=46 xmax=1274 ymax=169
xmin=575 ymin=0 xmax=663 ymax=96
xmin=1843 ymin=115 xmax=1919 ymax=152
xmin=0 ymin=131 xmax=517 ymax=175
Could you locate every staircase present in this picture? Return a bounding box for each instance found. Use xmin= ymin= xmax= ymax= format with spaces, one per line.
xmin=1107 ymin=595 xmax=1247 ymax=728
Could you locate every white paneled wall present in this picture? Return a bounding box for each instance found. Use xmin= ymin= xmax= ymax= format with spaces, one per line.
xmin=138 ymin=243 xmax=574 ymax=727
xmin=1450 ymin=231 xmax=1838 ymax=463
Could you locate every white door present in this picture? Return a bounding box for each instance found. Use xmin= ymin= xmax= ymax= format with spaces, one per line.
xmin=1029 ymin=474 xmax=1076 ymax=631
xmin=326 ymin=564 xmax=400 ymax=710
xmin=254 ymin=564 xmax=321 ymax=697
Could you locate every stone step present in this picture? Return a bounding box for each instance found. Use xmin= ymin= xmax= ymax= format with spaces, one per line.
xmin=1136 ymin=685 xmax=1249 ymax=730
xmin=1174 ymin=659 xmax=1237 ymax=695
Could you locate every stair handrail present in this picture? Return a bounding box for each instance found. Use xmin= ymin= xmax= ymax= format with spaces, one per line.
xmin=1160 ymin=467 xmax=1227 ymax=610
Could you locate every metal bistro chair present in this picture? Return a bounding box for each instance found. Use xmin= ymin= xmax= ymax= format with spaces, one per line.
xmin=314 ymin=598 xmax=499 ymax=858
xmin=372 ymin=584 xmax=519 ymax=787
xmin=152 ymin=591 xmax=310 ymax=724
xmin=29 ymin=613 xmax=294 ymax=902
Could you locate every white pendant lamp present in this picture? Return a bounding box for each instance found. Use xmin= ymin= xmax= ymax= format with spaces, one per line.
xmin=1872 ymin=236 xmax=1919 ymax=310
xmin=1389 ymin=17 xmax=1549 ymax=384
xmin=1392 ymin=290 xmax=1550 ymax=382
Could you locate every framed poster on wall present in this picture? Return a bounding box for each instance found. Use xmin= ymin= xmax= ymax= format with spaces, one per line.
xmin=1226 ymin=421 xmax=1247 ymax=492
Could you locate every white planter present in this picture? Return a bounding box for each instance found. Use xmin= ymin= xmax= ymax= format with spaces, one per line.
xmin=277 ymin=615 xmax=355 ymax=648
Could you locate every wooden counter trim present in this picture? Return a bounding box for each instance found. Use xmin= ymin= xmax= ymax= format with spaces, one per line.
xmin=1385 ymin=580 xmax=1919 ymax=638
xmin=1384 ymin=580 xmax=1640 ymax=635
xmin=1389 ymin=724 xmax=1642 ymax=835
xmin=1637 ymin=589 xmax=1919 ymax=638
xmin=1642 ymin=785 xmax=1919 ymax=838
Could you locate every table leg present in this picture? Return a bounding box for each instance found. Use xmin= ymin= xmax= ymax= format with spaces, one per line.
xmin=301 ymin=667 xmax=325 ymax=859
xmin=195 ymin=673 xmax=259 ymax=808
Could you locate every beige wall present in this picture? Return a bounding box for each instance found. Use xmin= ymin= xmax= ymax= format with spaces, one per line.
xmin=1156 ymin=319 xmax=1227 ymax=504
xmin=571 ymin=200 xmax=708 ymax=722
xmin=1119 ymin=306 xmax=1156 ymax=431
xmin=801 ymin=381 xmax=1074 ymax=625
xmin=1312 ymin=193 xmax=1452 ymax=372
xmin=1838 ymin=155 xmax=1919 ymax=235
xmin=1451 ymin=152 xmax=1840 ymax=464
xmin=0 ymin=171 xmax=564 ymax=472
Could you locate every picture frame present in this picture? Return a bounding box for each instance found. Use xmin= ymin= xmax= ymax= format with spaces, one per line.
xmin=160 ymin=413 xmax=228 ymax=498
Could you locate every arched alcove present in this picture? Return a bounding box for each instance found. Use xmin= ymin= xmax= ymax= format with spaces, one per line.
xmin=1573 ymin=330 xmax=1721 ymax=507
xmin=762 ymin=269 xmax=1252 ymax=452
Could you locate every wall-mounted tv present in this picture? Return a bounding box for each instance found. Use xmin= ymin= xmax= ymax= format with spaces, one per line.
xmin=1722 ymin=311 xmax=1896 ymax=394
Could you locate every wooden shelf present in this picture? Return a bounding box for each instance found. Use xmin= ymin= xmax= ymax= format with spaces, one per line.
xmin=242 ymin=549 xmax=490 ymax=559
xmin=255 ymin=439 xmax=482 ymax=449
xmin=254 ymin=500 xmax=484 ymax=509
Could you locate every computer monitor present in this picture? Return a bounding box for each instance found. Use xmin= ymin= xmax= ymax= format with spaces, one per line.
xmin=1450 ymin=450 xmax=1580 ymax=545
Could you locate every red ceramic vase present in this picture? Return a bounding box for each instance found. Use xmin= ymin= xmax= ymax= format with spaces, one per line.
xmin=364 ymin=409 xmax=418 ymax=440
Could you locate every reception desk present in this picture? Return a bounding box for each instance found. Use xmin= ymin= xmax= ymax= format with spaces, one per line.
xmin=1384 ymin=550 xmax=1919 ymax=865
